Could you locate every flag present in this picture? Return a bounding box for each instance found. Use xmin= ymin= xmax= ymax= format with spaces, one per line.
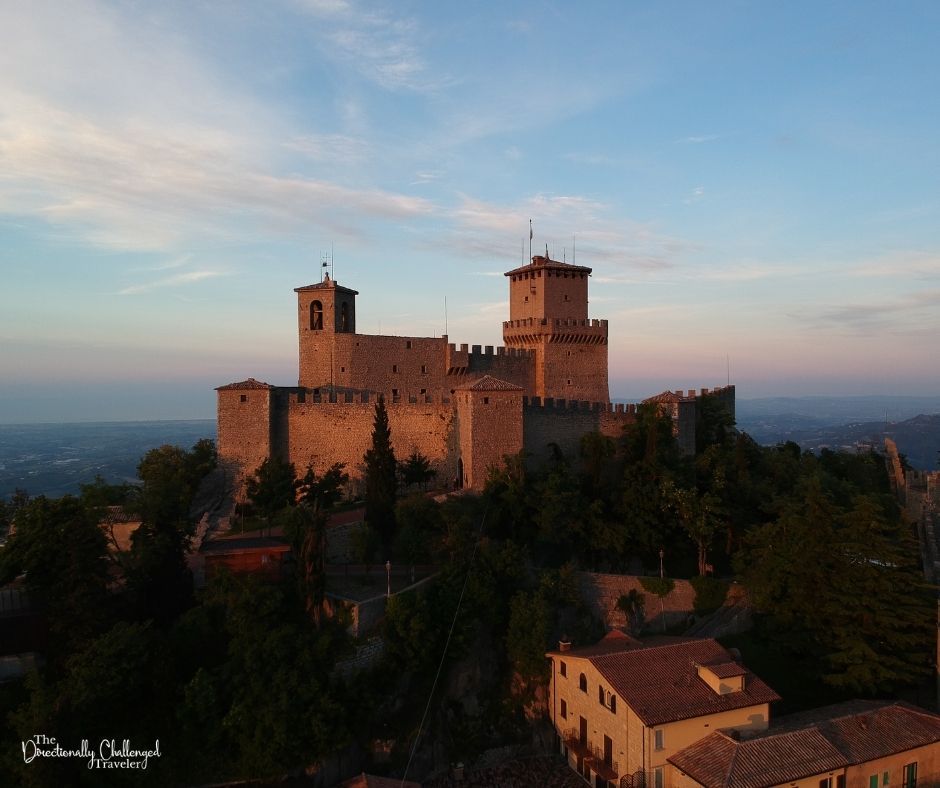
xmin=529 ymin=219 xmax=533 ymax=241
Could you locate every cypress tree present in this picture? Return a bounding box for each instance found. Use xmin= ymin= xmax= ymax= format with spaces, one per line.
xmin=364 ymin=395 xmax=397 ymax=555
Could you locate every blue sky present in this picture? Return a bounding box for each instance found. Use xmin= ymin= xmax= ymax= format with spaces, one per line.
xmin=1 ymin=1 xmax=938 ymax=422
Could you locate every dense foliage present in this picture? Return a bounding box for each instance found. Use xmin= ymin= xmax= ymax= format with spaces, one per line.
xmin=0 ymin=397 xmax=932 ymax=784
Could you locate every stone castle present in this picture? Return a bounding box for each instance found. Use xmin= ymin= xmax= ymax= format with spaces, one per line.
xmin=216 ymin=254 xmax=734 ymax=491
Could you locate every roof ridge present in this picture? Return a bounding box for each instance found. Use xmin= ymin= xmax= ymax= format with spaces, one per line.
xmin=722 ymin=733 xmax=739 ymax=788
xmin=590 ymin=637 xmax=717 ymax=661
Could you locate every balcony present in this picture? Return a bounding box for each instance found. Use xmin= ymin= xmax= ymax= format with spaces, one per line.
xmin=561 ymin=729 xmax=619 ymax=781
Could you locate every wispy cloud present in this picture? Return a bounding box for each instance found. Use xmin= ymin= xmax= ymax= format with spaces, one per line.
xmin=118 ymin=270 xmax=227 ymax=296
xmin=676 ymin=134 xmax=720 ymax=144
xmin=293 ymin=0 xmax=435 ymax=91
xmin=0 ymin=93 xmax=435 ymax=250
xmin=848 ymin=251 xmax=940 ymax=280
xmin=797 ymin=289 xmax=940 ymax=335
xmin=284 ymin=133 xmax=370 ymax=165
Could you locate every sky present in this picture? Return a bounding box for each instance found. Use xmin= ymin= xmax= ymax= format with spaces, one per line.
xmin=1 ymin=1 xmax=938 ymax=422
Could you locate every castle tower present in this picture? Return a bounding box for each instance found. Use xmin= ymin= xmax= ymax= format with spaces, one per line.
xmin=502 ymin=255 xmax=609 ymax=402
xmin=295 ymin=274 xmax=359 ymax=388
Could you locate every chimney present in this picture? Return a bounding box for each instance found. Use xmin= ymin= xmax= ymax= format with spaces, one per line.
xmin=558 ymin=636 xmax=572 ymax=652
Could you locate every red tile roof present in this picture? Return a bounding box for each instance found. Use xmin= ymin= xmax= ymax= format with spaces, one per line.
xmin=547 ymin=633 xmax=779 ymax=726
xmin=216 ymin=378 xmax=273 ymax=390
xmin=701 ymin=660 xmax=748 ymax=679
xmin=457 ymin=375 xmax=524 ymax=392
xmin=668 ymin=701 xmax=940 ymax=787
xmin=294 ymin=277 xmax=359 ymax=295
xmin=504 ymin=254 xmax=592 ymax=277
xmin=669 ymin=728 xmax=847 ymax=787
xmin=643 ymin=390 xmax=690 ymax=404
xmin=338 ymin=773 xmax=420 ymax=788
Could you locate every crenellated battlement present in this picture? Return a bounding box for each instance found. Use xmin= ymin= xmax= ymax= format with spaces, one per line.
xmin=282 ymin=388 xmax=453 ymax=407
xmin=503 ymin=318 xmax=608 ymax=330
xmin=523 ymin=396 xmax=638 ymax=415
xmin=446 ymin=342 xmax=535 ymax=359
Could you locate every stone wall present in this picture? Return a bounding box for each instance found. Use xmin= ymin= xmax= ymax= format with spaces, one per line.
xmin=578 ymin=572 xmax=699 ymax=631
xmin=217 ymin=384 xmax=272 ymax=486
xmin=523 ymin=399 xmax=634 ymax=465
xmin=278 ymin=392 xmax=460 ymax=495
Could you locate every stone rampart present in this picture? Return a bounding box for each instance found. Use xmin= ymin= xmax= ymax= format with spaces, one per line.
xmin=523 ymin=399 xmax=634 ymax=464
xmin=277 ymin=395 xmax=459 ymax=495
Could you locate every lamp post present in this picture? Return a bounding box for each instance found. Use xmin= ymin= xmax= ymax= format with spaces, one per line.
xmin=658 ymin=548 xmax=666 ymax=632
xmin=385 ymin=560 xmax=391 ymax=598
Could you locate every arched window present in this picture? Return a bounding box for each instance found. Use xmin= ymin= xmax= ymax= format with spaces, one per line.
xmin=579 ymin=673 xmax=587 ymax=693
xmin=310 ymin=300 xmax=323 ymax=330
xmin=340 ymin=302 xmax=349 ymax=332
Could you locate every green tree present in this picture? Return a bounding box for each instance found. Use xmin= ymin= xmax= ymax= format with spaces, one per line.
xmin=0 ymin=496 xmax=110 ymax=665
xmin=617 ymin=589 xmax=645 ymax=635
xmin=245 ymin=456 xmax=297 ymax=520
xmin=507 ymin=590 xmax=552 ymax=686
xmin=286 ymin=463 xmax=348 ymax=625
xmin=394 ymin=493 xmax=445 ymax=564
xmin=738 ymin=481 xmax=934 ymax=693
xmin=364 ymin=395 xmax=397 ymax=555
xmin=128 ymin=442 xmax=215 ymax=624
xmin=398 ymin=449 xmax=436 ymax=490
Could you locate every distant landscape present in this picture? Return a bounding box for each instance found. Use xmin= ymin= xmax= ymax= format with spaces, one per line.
xmin=1 ymin=395 xmax=938 ymax=500
xmin=0 ymin=420 xmax=215 ymax=499
xmin=736 ymin=396 xmax=940 ymax=471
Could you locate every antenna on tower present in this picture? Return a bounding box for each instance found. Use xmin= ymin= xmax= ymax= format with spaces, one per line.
xmin=444 ymin=296 xmax=448 ymax=337
xmin=573 ymin=234 xmax=576 ymax=265
xmin=320 ymin=247 xmax=334 ymax=281
xmin=727 ymin=354 xmax=730 ymax=386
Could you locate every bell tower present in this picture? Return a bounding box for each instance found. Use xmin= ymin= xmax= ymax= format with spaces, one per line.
xmin=502 ymin=255 xmax=608 ymax=402
xmin=295 ymin=274 xmax=359 ymax=387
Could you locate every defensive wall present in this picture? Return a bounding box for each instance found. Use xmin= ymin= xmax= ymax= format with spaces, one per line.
xmin=219 ymin=384 xmax=737 ymax=492
xmin=523 ymin=397 xmax=635 ymax=465
xmin=300 ymin=330 xmax=536 ymax=399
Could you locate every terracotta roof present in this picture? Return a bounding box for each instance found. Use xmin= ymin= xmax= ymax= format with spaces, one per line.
xmin=668 ymin=701 xmax=940 ymax=787
xmin=216 ymin=378 xmax=273 ymax=391
xmin=547 ymin=633 xmax=778 ymax=726
xmin=643 ymin=390 xmax=689 ymax=404
xmin=201 ymin=536 xmax=291 ymax=553
xmin=547 ymin=629 xmax=644 ymax=659
xmin=338 ymin=773 xmax=420 ymax=788
xmin=294 ymin=276 xmax=359 ymax=294
xmin=456 ymin=375 xmax=524 ymax=392
xmin=701 ymin=660 xmax=748 ymax=678
xmin=771 ymin=701 xmax=940 ymax=763
xmin=504 ymin=254 xmax=592 ymax=277
xmin=589 ymin=638 xmax=779 ymax=726
xmin=669 ymin=728 xmax=847 ymax=787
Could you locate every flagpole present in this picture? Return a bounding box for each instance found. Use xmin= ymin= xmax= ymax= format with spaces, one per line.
xmin=528 ymin=219 xmax=532 ymax=263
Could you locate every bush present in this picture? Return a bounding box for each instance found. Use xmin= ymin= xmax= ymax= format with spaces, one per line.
xmin=639 ymin=576 xmax=675 ymax=597
xmin=690 ymin=575 xmax=729 ymax=615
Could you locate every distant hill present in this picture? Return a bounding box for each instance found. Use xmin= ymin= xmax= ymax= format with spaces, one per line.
xmin=0 ymin=420 xmax=216 ymax=500
xmin=739 ymin=412 xmax=940 ymax=471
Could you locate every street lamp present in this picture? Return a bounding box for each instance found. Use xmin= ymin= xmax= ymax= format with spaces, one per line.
xmin=385 ymin=560 xmax=391 ymax=598
xmin=658 ymin=548 xmax=666 ymax=632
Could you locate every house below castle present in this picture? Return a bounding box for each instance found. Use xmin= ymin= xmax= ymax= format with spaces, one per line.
xmin=216 ymin=255 xmax=734 ymax=492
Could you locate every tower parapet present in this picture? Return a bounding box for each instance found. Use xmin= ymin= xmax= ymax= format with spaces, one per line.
xmin=502 ymin=255 xmax=609 ymax=402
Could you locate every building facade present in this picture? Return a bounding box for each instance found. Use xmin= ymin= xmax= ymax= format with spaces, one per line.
xmin=217 ymin=255 xmax=734 ymax=492
xmin=546 ymin=631 xmax=779 ymax=788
